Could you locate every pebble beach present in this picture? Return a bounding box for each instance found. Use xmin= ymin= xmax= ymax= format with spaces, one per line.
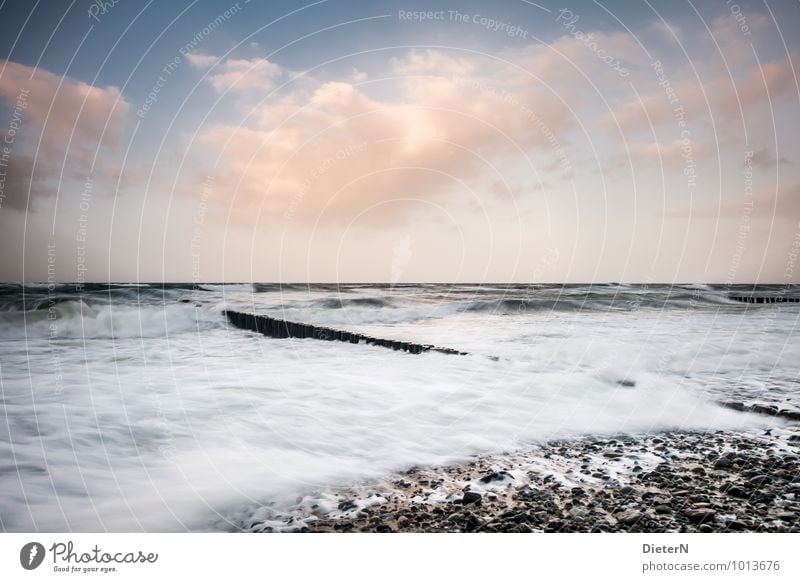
xmin=240 ymin=422 xmax=800 ymax=533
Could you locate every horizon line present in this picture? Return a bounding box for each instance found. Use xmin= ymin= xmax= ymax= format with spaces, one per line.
xmin=5 ymin=281 xmax=798 ymax=286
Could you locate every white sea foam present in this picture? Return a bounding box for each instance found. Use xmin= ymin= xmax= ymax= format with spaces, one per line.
xmin=0 ymin=301 xmax=223 ymax=339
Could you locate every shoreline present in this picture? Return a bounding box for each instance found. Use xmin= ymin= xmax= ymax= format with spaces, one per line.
xmin=240 ymin=426 xmax=800 ymax=533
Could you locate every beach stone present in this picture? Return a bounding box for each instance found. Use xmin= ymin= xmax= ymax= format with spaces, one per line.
xmin=479 ymin=471 xmax=513 ymax=484
xmin=749 ymin=474 xmax=771 ymax=487
xmin=464 ymin=513 xmax=483 ymax=531
xmin=617 ymin=510 xmax=642 ymax=525
xmin=337 ymin=500 xmax=357 ymax=512
xmin=569 ymin=507 xmax=589 ymax=519
xmin=724 ymin=485 xmax=750 ymax=498
xmin=655 ymin=504 xmax=672 ymax=514
xmin=462 ymin=491 xmax=482 ymax=505
xmin=714 ymin=458 xmax=733 ymax=469
xmin=683 ymin=507 xmax=716 ymax=522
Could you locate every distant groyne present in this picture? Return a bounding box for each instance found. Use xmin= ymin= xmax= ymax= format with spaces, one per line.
xmin=729 ymin=296 xmax=800 ymax=304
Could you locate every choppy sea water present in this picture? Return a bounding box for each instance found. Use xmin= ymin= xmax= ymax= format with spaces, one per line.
xmin=0 ymin=283 xmax=798 ymax=531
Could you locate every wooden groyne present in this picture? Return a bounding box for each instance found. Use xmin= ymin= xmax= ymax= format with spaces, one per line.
xmin=223 ymin=310 xmax=468 ymax=355
xmin=729 ymin=296 xmax=800 ymax=304
xmin=718 ymin=401 xmax=800 ymax=422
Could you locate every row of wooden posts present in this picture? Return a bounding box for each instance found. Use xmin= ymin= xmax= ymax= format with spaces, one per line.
xmin=729 ymin=296 xmax=800 ymax=304
xmin=223 ymin=310 xmax=468 ymax=355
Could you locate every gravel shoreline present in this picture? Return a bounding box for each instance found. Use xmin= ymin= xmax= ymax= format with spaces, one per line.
xmin=240 ymin=425 xmax=800 ymax=533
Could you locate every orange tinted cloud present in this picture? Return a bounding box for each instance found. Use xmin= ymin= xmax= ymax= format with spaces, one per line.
xmin=188 ymin=54 xmax=283 ymax=93
xmin=189 ymin=48 xmax=583 ymax=226
xmin=0 ymin=60 xmax=128 ymax=209
xmin=605 ymin=55 xmax=797 ymax=132
xmin=0 ymin=60 xmax=127 ymax=155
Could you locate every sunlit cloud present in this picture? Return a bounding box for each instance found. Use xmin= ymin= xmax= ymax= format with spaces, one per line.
xmin=0 ymin=59 xmax=128 ymax=209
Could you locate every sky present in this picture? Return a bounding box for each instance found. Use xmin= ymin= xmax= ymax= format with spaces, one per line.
xmin=0 ymin=0 xmax=799 ymax=283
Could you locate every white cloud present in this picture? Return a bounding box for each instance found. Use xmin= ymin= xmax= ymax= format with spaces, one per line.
xmin=185 ymin=52 xmax=219 ymax=69
xmin=204 ymin=57 xmax=283 ymax=93
xmin=350 ymin=68 xmax=368 ymax=82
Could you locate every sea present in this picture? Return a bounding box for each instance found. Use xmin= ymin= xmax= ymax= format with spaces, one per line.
xmin=1 ymin=282 xmax=798 ymax=531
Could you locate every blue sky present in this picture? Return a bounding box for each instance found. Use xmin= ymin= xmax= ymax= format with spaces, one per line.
xmin=1 ymin=0 xmax=799 ymax=282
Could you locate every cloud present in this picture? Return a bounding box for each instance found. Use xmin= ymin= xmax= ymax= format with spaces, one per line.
xmin=183 ymin=20 xmax=798 ymax=231
xmin=707 ymin=13 xmax=771 ymax=68
xmin=648 ymin=20 xmax=682 ymax=40
xmin=0 ymin=60 xmax=128 ymax=154
xmin=629 ymin=139 xmax=711 ymax=168
xmin=200 ymin=57 xmax=283 ymax=93
xmin=751 ymin=147 xmax=791 ymax=170
xmin=604 ymin=55 xmax=797 ymax=132
xmin=185 ymin=52 xmax=219 ymax=69
xmin=719 ymin=57 xmax=796 ymax=116
xmin=187 ymin=47 xmax=584 ymax=226
xmin=0 ymin=150 xmax=38 ymax=210
xmin=390 ymin=50 xmax=477 ymax=77
xmin=663 ymin=182 xmax=800 ymax=220
xmin=350 ymin=68 xmax=368 ymax=83
xmin=0 ymin=59 xmax=129 ymax=210
xmin=740 ymin=183 xmax=800 ymax=219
